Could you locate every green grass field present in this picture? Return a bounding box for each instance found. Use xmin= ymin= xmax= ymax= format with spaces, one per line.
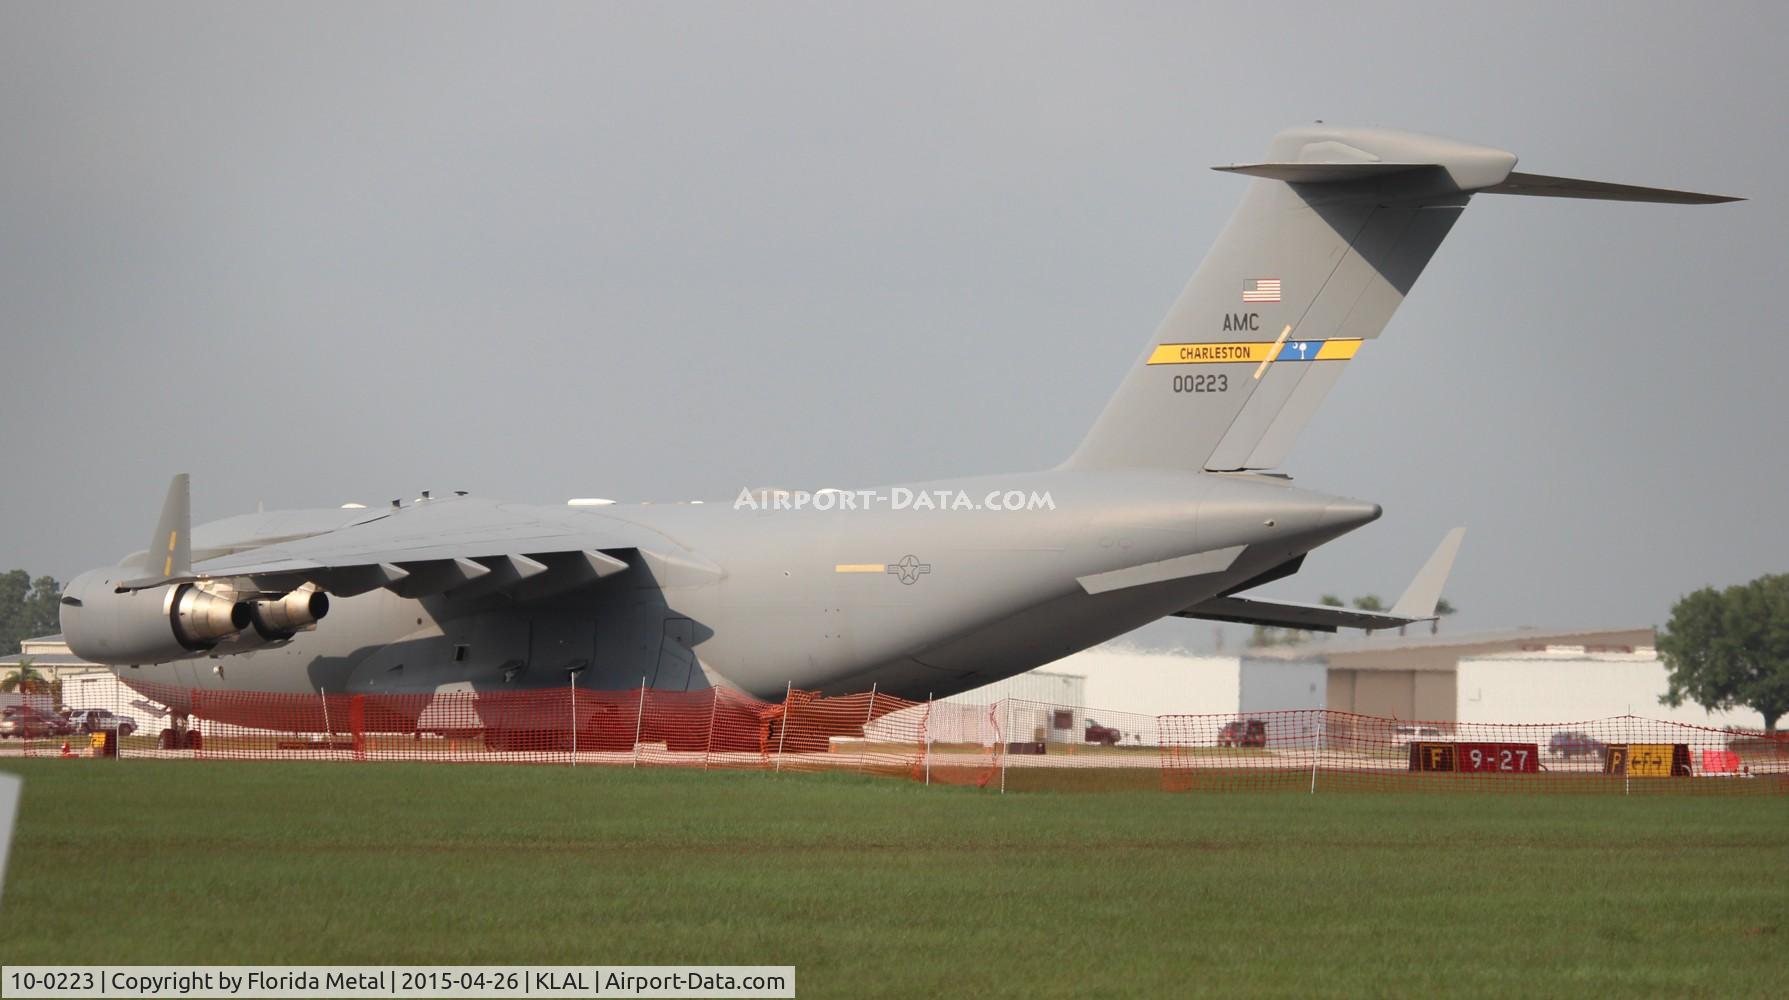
xmin=0 ymin=760 xmax=1783 ymax=998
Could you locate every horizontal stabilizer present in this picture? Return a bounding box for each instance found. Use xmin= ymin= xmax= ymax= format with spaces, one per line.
xmin=1174 ymin=527 xmax=1465 ymax=633
xmin=1172 ymin=596 xmax=1426 ymax=634
xmin=1480 ymin=172 xmax=1742 ymax=204
xmin=1211 ymin=165 xmax=1742 ymax=204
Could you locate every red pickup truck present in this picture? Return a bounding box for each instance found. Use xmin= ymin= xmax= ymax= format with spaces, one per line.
xmin=1083 ymin=719 xmax=1121 ymax=746
xmin=1217 ymin=719 xmax=1267 ymax=748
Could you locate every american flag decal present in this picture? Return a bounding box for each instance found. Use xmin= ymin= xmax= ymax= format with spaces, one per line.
xmin=1242 ymin=278 xmax=1281 ymax=303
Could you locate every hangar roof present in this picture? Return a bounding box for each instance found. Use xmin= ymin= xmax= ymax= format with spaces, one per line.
xmin=1247 ymin=625 xmax=1656 ymax=672
xmin=0 ymin=654 xmax=96 ymax=668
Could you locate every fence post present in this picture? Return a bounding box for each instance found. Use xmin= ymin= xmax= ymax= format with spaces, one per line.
xmin=569 ymin=672 xmax=577 ymax=767
xmin=861 ymin=683 xmax=878 ymax=775
xmin=632 ymin=676 xmax=646 ymax=769
xmin=775 ymin=681 xmax=791 ymax=773
xmin=1623 ymin=715 xmax=1631 ymax=796
xmin=349 ymin=694 xmax=367 ymax=762
xmin=1310 ymin=712 xmax=1323 ymax=795
xmin=703 ymin=686 xmax=718 ymax=771
xmin=318 ymin=687 xmax=332 ymax=759
xmin=925 ymin=692 xmax=933 ymax=787
xmin=999 ymin=699 xmax=1009 ymax=795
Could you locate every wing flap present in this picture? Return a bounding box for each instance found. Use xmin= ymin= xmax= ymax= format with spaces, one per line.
xmin=238 ymin=549 xmax=635 ymax=601
xmin=387 ymin=557 xmax=492 ymax=599
xmin=190 ymin=497 xmax=650 ymax=601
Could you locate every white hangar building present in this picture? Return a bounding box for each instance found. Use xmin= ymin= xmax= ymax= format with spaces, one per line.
xmin=952 ymin=625 xmax=1770 ymax=733
xmin=1457 ymin=646 xmax=1762 ymax=729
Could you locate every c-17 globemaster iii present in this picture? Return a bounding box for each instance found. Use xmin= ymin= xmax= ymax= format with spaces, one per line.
xmin=57 ymin=125 xmax=1738 ymax=739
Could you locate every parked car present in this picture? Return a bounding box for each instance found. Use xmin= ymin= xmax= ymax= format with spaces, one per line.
xmin=1549 ymin=730 xmax=1607 ymax=759
xmin=68 ymin=708 xmax=138 ymax=737
xmin=0 ymin=705 xmax=75 ymax=739
xmin=1217 ymin=719 xmax=1267 ymax=748
xmin=1391 ymin=724 xmax=1446 ymax=747
xmin=1083 ymin=719 xmax=1121 ymax=746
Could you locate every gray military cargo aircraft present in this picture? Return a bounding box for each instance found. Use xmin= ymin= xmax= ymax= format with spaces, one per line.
xmin=58 ymin=125 xmax=1737 ymax=724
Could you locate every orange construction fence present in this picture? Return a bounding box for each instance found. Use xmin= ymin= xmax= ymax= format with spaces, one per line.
xmin=8 ymin=680 xmax=1784 ymax=794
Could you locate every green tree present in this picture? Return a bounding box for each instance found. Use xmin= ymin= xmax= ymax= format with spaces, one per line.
xmin=1319 ymin=594 xmax=1344 ymax=608
xmin=1349 ymin=594 xmax=1386 ymax=636
xmin=1430 ymin=597 xmax=1458 ymax=635
xmin=0 ymin=658 xmax=48 ymax=694
xmin=1657 ymin=573 xmax=1789 ymax=733
xmin=1249 ymin=622 xmax=1330 ymax=647
xmin=0 ymin=570 xmax=62 ymax=656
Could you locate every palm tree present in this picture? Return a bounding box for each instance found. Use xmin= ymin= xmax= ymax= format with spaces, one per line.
xmin=1431 ymin=597 xmax=1458 ymax=635
xmin=1351 ymin=595 xmax=1386 ymax=636
xmin=0 ymin=659 xmax=48 ymax=694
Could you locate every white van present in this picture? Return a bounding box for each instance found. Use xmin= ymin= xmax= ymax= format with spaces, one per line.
xmin=1390 ymin=724 xmax=1446 ymax=746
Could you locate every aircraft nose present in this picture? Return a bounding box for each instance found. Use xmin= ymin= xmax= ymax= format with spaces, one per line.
xmin=1320 ymin=499 xmax=1383 ymax=531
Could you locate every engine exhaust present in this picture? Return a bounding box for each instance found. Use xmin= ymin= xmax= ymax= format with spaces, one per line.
xmin=249 ymin=588 xmax=330 ymax=639
xmin=170 ymin=584 xmax=251 ymax=649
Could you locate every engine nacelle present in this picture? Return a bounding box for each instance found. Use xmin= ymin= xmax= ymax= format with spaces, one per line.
xmin=61 ymin=569 xmax=252 ymax=665
xmin=172 ymin=583 xmax=250 ymax=646
xmin=249 ymin=588 xmax=329 ymax=639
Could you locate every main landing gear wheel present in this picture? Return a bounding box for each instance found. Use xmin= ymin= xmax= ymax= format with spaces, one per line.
xmin=158 ymin=727 xmax=204 ymax=750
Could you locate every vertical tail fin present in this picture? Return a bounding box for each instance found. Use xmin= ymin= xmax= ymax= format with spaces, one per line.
xmin=1065 ymin=125 xmax=1736 ymax=473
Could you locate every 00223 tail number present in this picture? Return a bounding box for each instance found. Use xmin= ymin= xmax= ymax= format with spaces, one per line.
xmin=1171 ymin=374 xmax=1228 ymax=393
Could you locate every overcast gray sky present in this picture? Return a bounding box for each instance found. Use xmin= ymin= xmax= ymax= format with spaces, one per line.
xmin=1 ymin=1 xmax=1783 ymax=648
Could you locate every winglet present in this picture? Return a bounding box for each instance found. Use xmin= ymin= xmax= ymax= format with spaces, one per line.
xmin=143 ymin=474 xmax=193 ymax=579
xmin=115 ymin=474 xmax=194 ymax=590
xmin=1390 ymin=528 xmax=1465 ymax=619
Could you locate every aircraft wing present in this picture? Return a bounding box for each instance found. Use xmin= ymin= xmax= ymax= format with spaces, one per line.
xmin=170 ymin=495 xmax=667 ymax=600
xmin=1174 ymin=528 xmax=1465 ymax=634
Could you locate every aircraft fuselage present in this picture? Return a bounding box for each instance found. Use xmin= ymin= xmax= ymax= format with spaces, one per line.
xmin=102 ymin=468 xmax=1375 ymax=705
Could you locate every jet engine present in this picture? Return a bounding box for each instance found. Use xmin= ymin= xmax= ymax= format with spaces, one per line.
xmin=60 ymin=570 xmax=253 ymax=664
xmin=172 ymin=583 xmax=250 ymax=647
xmin=248 ymin=588 xmax=330 ymax=639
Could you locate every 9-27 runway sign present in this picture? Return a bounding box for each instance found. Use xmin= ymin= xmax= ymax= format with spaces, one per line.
xmin=1454 ymin=743 xmax=1540 ymax=773
xmin=1408 ymin=742 xmax=1541 ymax=773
